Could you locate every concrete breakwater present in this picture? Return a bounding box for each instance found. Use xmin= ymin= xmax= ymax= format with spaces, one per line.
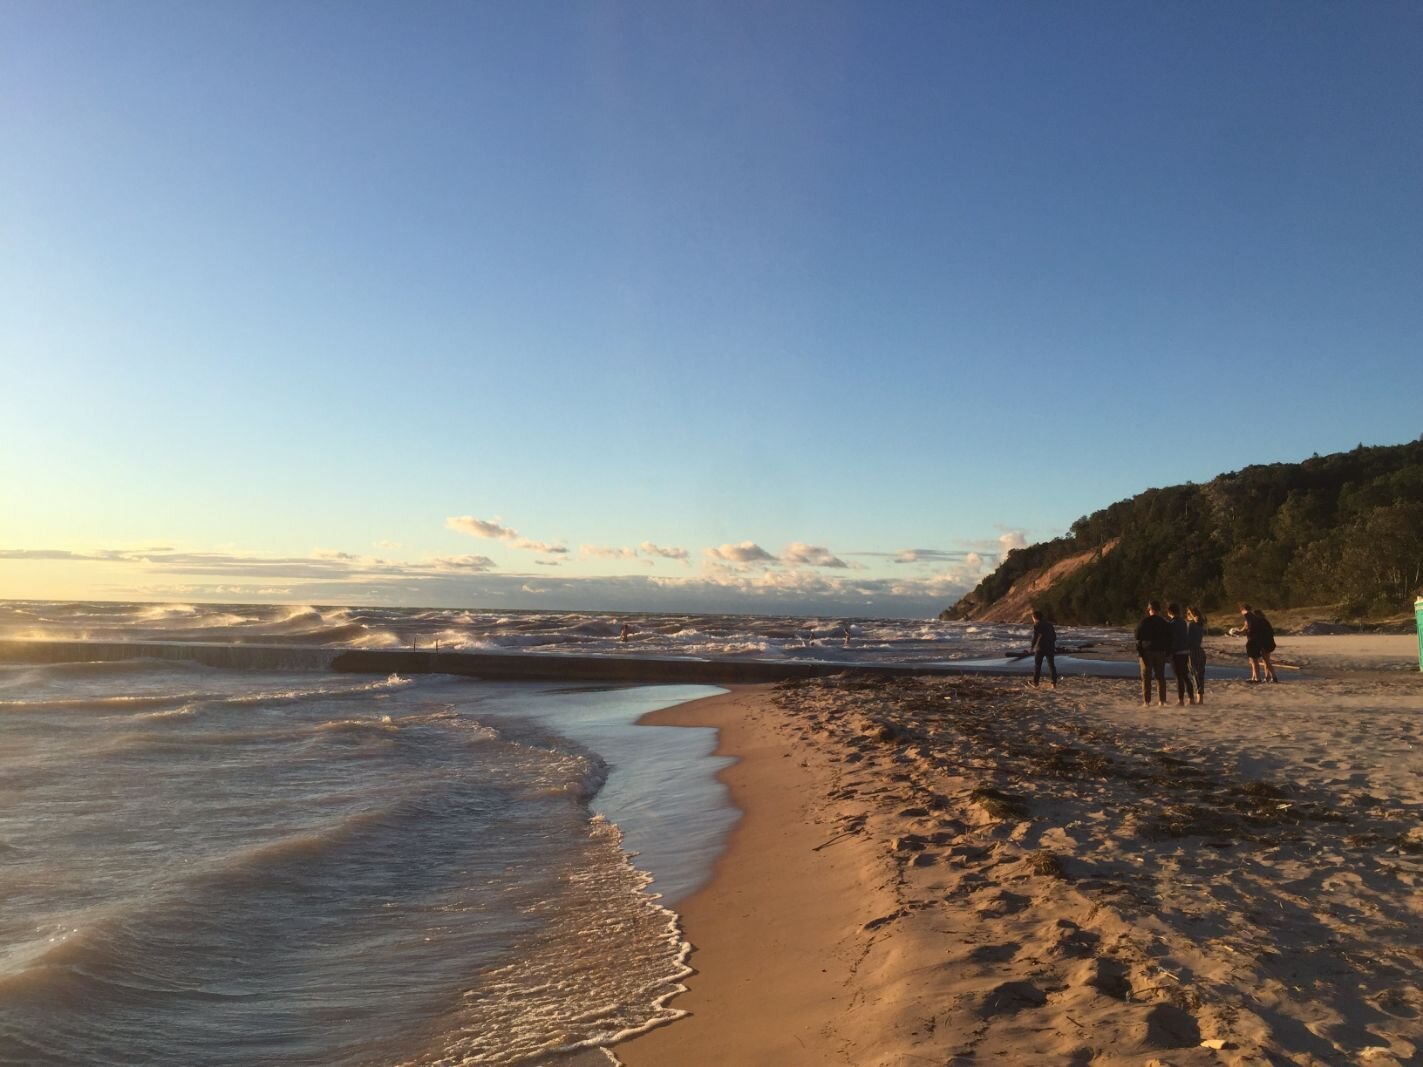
xmin=0 ymin=639 xmax=1212 ymax=683
xmin=0 ymin=639 xmax=976 ymax=684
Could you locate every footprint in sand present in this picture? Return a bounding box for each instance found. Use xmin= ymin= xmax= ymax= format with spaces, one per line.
xmin=978 ymin=979 xmax=1047 ymax=1017
xmin=975 ymin=890 xmax=1031 ymax=918
xmin=1133 ymin=1003 xmax=1202 ymax=1050
xmin=947 ymin=843 xmax=992 ymax=863
xmin=965 ymin=941 xmax=1020 ymax=963
xmin=1043 ymin=919 xmax=1100 ymax=959
xmin=1074 ymin=956 xmax=1131 ymax=999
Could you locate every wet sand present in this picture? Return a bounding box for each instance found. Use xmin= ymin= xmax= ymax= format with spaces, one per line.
xmin=621 ymin=635 xmax=1423 ymax=1066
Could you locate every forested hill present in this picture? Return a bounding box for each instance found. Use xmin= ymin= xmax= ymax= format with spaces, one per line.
xmin=946 ymin=439 xmax=1423 ymax=626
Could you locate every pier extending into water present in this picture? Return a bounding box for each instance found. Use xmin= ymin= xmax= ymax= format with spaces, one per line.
xmin=0 ymin=638 xmax=1026 ymax=684
xmin=0 ymin=639 xmax=1253 ymax=683
xmin=0 ymin=639 xmax=968 ymax=683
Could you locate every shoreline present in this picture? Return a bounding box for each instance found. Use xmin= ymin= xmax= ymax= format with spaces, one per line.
xmin=619 ymin=638 xmax=1423 ymax=1065
xmin=621 ymin=684 xmax=891 ymax=1064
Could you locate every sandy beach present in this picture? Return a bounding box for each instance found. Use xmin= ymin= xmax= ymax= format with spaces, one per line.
xmin=622 ymin=634 xmax=1423 ymax=1066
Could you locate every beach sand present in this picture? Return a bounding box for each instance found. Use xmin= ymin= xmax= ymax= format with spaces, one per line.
xmin=621 ymin=635 xmax=1423 ymax=1066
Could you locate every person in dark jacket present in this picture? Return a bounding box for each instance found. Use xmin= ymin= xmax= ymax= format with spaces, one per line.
xmin=1165 ymin=603 xmax=1196 ymax=706
xmin=1029 ymin=609 xmax=1058 ymax=688
xmin=1185 ymin=606 xmax=1207 ymax=703
xmin=1134 ymin=600 xmax=1173 ymax=706
xmin=1233 ymin=604 xmax=1279 ymax=682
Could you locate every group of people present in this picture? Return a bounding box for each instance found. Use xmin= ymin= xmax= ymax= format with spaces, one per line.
xmin=1027 ymin=601 xmax=1280 ymax=703
xmin=1136 ymin=601 xmax=1278 ymax=706
xmin=1133 ymin=601 xmax=1210 ymax=706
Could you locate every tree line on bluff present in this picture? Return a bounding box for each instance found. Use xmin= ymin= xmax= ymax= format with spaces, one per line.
xmin=948 ymin=438 xmax=1423 ymax=626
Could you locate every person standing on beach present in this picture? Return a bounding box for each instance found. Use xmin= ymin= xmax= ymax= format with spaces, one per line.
xmin=1029 ymin=609 xmax=1058 ymax=688
xmin=1165 ymin=603 xmax=1196 ymax=706
xmin=1134 ymin=600 xmax=1172 ymax=706
xmin=1185 ymin=606 xmax=1207 ymax=703
xmin=1233 ymin=605 xmax=1278 ymax=682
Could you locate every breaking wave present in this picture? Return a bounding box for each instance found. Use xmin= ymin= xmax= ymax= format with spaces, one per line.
xmin=0 ymin=600 xmax=1116 ymax=667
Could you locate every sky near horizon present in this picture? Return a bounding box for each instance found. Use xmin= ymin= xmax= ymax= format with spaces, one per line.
xmin=3 ymin=2 xmax=1421 ymax=618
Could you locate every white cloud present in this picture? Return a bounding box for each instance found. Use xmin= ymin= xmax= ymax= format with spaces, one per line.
xmin=88 ymin=564 xmax=984 ymax=618
xmin=512 ymin=537 xmax=557 ymax=553
xmin=580 ymin=545 xmax=641 ymax=561
xmin=0 ymin=545 xmax=500 ymax=583
xmin=6 ymin=534 xmax=997 ymax=617
xmin=891 ymin=548 xmax=957 ymax=564
xmin=445 ymin=516 xmax=514 ymax=540
xmin=580 ymin=542 xmax=689 ymax=567
xmin=374 ymin=539 xmax=402 ymax=550
xmin=581 ymin=545 xmax=656 ymax=568
xmin=639 ymin=541 xmax=690 ymax=563
xmin=445 ymin=515 xmax=567 ymax=555
xmin=428 ymin=554 xmax=498 ymax=572
xmin=0 ymin=549 xmax=88 ymax=561
xmin=125 ymin=583 xmax=297 ymax=598
xmin=998 ymin=529 xmax=1028 ymax=555
xmin=705 ymin=541 xmax=778 ymax=565
xmin=649 ymin=559 xmax=980 ymax=610
xmin=781 ymin=542 xmax=848 ymax=569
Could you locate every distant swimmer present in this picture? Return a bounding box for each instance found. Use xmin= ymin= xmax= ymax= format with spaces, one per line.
xmin=843 ymin=626 xmax=852 ymax=647
xmin=619 ymin=623 xmax=634 ymax=643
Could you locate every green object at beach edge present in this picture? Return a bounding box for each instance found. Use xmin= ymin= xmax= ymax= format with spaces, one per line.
xmin=1416 ymin=597 xmax=1423 ymax=672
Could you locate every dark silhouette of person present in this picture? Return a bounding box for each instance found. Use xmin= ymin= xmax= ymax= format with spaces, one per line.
xmin=1234 ymin=605 xmax=1278 ymax=682
xmin=1165 ymin=603 xmax=1197 ymax=706
xmin=1029 ymin=609 xmax=1058 ymax=688
xmin=1134 ymin=600 xmax=1172 ymax=706
xmin=1185 ymin=606 xmax=1207 ymax=703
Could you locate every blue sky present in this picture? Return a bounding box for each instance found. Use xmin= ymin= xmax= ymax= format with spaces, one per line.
xmin=3 ymin=2 xmax=1420 ymax=617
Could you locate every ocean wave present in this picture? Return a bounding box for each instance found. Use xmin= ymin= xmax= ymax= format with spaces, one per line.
xmin=431 ymin=631 xmax=565 ymax=651
xmin=99 ymin=726 xmax=315 ymax=754
xmin=136 ymin=704 xmax=201 ymax=722
xmin=208 ymin=672 xmax=412 ymax=707
xmin=202 ymin=809 xmax=400 ymax=889
xmin=0 ymin=657 xmax=214 ymax=682
xmin=395 ymin=814 xmax=690 ymax=1067
xmin=397 ymin=707 xmax=501 ymax=743
xmin=0 ymin=801 xmax=410 ymax=1011
xmin=7 ymin=673 xmax=413 ymax=720
xmin=138 ymin=604 xmax=199 ymax=619
xmin=0 ymin=921 xmax=143 ymax=1006
xmin=0 ymin=599 xmax=1115 ymax=668
xmin=0 ymin=655 xmax=735 ymax=1067
xmin=0 ymin=692 xmax=211 ymax=714
xmin=313 ymin=715 xmax=400 ymax=739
